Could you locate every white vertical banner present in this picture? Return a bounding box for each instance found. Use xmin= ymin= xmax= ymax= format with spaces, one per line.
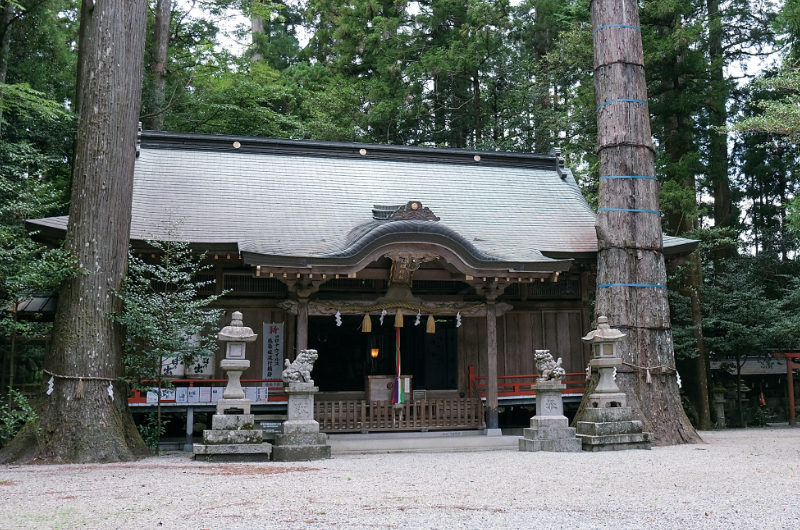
xmin=262 ymin=323 xmax=284 ymax=381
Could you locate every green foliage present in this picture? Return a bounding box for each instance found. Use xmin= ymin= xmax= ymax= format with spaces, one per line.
xmin=0 ymin=83 xmax=70 ymax=124
xmin=732 ymin=68 xmax=800 ymax=139
xmin=136 ymin=411 xmax=168 ymax=452
xmin=167 ymin=60 xmax=303 ymax=136
xmin=0 ymin=139 xmax=77 ymax=396
xmin=111 ymin=226 xmax=227 ymax=449
xmin=0 ymin=389 xmax=39 ymax=449
xmin=112 ymin=230 xmax=226 ymax=394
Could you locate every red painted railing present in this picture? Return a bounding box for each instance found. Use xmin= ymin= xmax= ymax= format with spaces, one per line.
xmin=127 ymin=378 xmax=286 ymax=404
xmin=467 ymin=366 xmax=585 ymax=398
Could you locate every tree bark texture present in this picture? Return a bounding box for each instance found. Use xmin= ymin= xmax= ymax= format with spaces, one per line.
xmin=583 ymin=0 xmax=700 ymax=445
xmin=707 ymin=0 xmax=731 ymax=233
xmin=147 ymin=0 xmax=171 ymax=131
xmin=251 ymin=1 xmax=264 ymax=63
xmin=0 ymin=2 xmax=15 ymax=136
xmin=676 ymin=254 xmax=713 ymax=430
xmin=0 ymin=0 xmax=149 ymax=463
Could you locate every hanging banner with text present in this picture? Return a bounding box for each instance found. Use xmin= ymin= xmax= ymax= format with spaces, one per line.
xmin=262 ymin=323 xmax=284 ymax=385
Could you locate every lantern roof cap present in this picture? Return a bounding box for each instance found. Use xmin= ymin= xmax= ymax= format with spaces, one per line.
xmin=218 ymin=310 xmax=257 ymax=342
xmin=581 ymin=316 xmax=626 ymax=344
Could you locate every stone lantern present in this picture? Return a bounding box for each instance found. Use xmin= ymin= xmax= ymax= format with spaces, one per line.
xmin=575 ymin=316 xmax=652 ymax=451
xmin=216 ymin=311 xmax=258 ymax=415
xmin=193 ymin=310 xmax=272 ymax=461
xmin=581 ymin=316 xmax=626 ymax=401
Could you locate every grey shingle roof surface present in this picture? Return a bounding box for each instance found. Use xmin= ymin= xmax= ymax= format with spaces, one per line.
xmin=29 ymin=133 xmax=696 ymax=267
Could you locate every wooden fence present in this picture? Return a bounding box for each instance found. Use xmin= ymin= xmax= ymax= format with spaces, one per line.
xmin=314 ymin=398 xmax=485 ymax=433
xmin=467 ymin=365 xmax=586 ymax=398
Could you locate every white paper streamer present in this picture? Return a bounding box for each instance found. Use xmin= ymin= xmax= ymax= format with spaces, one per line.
xmin=107 ymin=382 xmax=114 ymax=399
xmin=46 ymin=376 xmax=55 ymax=395
xmin=456 ymin=312 xmax=462 ymax=328
xmin=379 ymin=308 xmax=387 ymax=325
xmin=335 ymin=310 xmax=342 ymax=326
xmin=414 ymin=311 xmax=421 ymax=326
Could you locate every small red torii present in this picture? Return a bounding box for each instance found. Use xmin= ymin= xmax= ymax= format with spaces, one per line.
xmin=773 ymin=353 xmax=800 ymax=426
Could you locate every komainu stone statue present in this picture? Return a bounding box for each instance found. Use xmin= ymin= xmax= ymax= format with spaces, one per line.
xmin=535 ymin=349 xmax=565 ymax=382
xmin=282 ymin=349 xmax=318 ymax=384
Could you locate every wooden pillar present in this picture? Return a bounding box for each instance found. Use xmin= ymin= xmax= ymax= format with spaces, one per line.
xmin=297 ymin=298 xmax=309 ymax=352
xmin=286 ymin=312 xmax=297 ymax=362
xmin=781 ymin=354 xmax=797 ymax=426
xmin=184 ymin=406 xmax=194 ymax=451
xmin=485 ymin=301 xmax=500 ymax=432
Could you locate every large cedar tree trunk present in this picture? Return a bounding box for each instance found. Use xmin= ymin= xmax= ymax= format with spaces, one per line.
xmin=147 ymin=0 xmax=171 ymax=131
xmin=0 ymin=0 xmax=149 ymax=463
xmin=581 ymin=0 xmax=700 ymax=445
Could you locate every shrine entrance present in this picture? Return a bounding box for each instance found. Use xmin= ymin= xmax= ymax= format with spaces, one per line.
xmin=308 ymin=315 xmax=458 ymax=393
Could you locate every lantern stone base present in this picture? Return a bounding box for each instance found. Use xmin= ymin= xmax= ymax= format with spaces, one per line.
xmin=576 ymin=398 xmax=651 ymax=451
xmin=216 ymin=398 xmax=251 ymax=415
xmin=272 ymin=383 xmax=330 ymax=461
xmin=194 ymin=403 xmax=275 ymax=461
xmin=192 ymin=442 xmax=273 ymax=462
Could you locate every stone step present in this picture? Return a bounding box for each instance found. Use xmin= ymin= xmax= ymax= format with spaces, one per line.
xmin=581 ymin=407 xmax=633 ymax=423
xmin=212 ymin=414 xmax=255 ymax=430
xmin=577 ymin=432 xmax=651 ymax=446
xmin=272 ymin=444 xmax=331 ymax=461
xmin=523 ymin=427 xmax=577 ymax=441
xmin=575 ymin=420 xmax=644 ymax=437
xmin=192 ymin=442 xmax=272 ymax=461
xmin=519 ymin=437 xmax=582 ymax=453
xmin=581 ymin=441 xmax=652 ymax=452
xmin=275 ymin=433 xmax=328 ymax=446
xmin=203 ymin=429 xmax=263 ymax=445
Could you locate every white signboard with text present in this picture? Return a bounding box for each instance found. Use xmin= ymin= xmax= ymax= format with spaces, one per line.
xmin=262 ymin=323 xmax=284 ymax=381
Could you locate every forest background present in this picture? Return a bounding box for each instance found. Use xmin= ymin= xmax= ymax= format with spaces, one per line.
xmin=1 ymin=0 xmax=799 ymax=431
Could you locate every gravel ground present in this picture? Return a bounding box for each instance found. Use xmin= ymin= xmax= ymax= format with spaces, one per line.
xmin=1 ymin=428 xmax=799 ymax=530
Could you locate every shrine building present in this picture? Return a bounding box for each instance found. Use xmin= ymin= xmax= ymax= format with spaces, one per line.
xmin=28 ymin=131 xmax=697 ymax=433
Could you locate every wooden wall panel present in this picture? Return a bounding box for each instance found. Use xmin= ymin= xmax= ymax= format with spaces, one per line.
xmin=497 ymin=315 xmax=507 ymax=377
xmin=457 ymin=316 xmax=486 ymax=392
xmin=504 ymin=313 xmax=520 ymax=376
xmin=542 ymin=310 xmax=584 ymax=375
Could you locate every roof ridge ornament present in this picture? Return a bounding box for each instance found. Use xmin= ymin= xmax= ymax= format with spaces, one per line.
xmin=390 ymin=201 xmax=440 ymax=221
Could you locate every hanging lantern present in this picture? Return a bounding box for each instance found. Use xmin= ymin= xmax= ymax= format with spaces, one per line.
xmin=371 ymin=348 xmax=379 ymax=359
xmin=426 ymin=314 xmax=436 ymax=334
xmin=361 ymin=313 xmax=372 ymax=333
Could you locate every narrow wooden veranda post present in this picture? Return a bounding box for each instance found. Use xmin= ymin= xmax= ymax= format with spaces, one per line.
xmin=587 ymin=0 xmax=699 ymax=444
xmin=297 ymin=298 xmax=309 ymax=352
xmin=485 ymin=301 xmax=500 ymax=434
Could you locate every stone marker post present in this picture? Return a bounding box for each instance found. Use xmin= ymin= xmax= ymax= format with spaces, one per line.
xmin=519 ymin=350 xmax=582 ymax=452
xmin=273 ymin=349 xmax=331 ymax=461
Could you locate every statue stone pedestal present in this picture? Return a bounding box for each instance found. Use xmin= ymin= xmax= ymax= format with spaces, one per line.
xmin=273 ymin=382 xmax=330 ymax=461
xmin=193 ymin=311 xmax=272 ymax=461
xmin=519 ymin=380 xmax=581 ymax=452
